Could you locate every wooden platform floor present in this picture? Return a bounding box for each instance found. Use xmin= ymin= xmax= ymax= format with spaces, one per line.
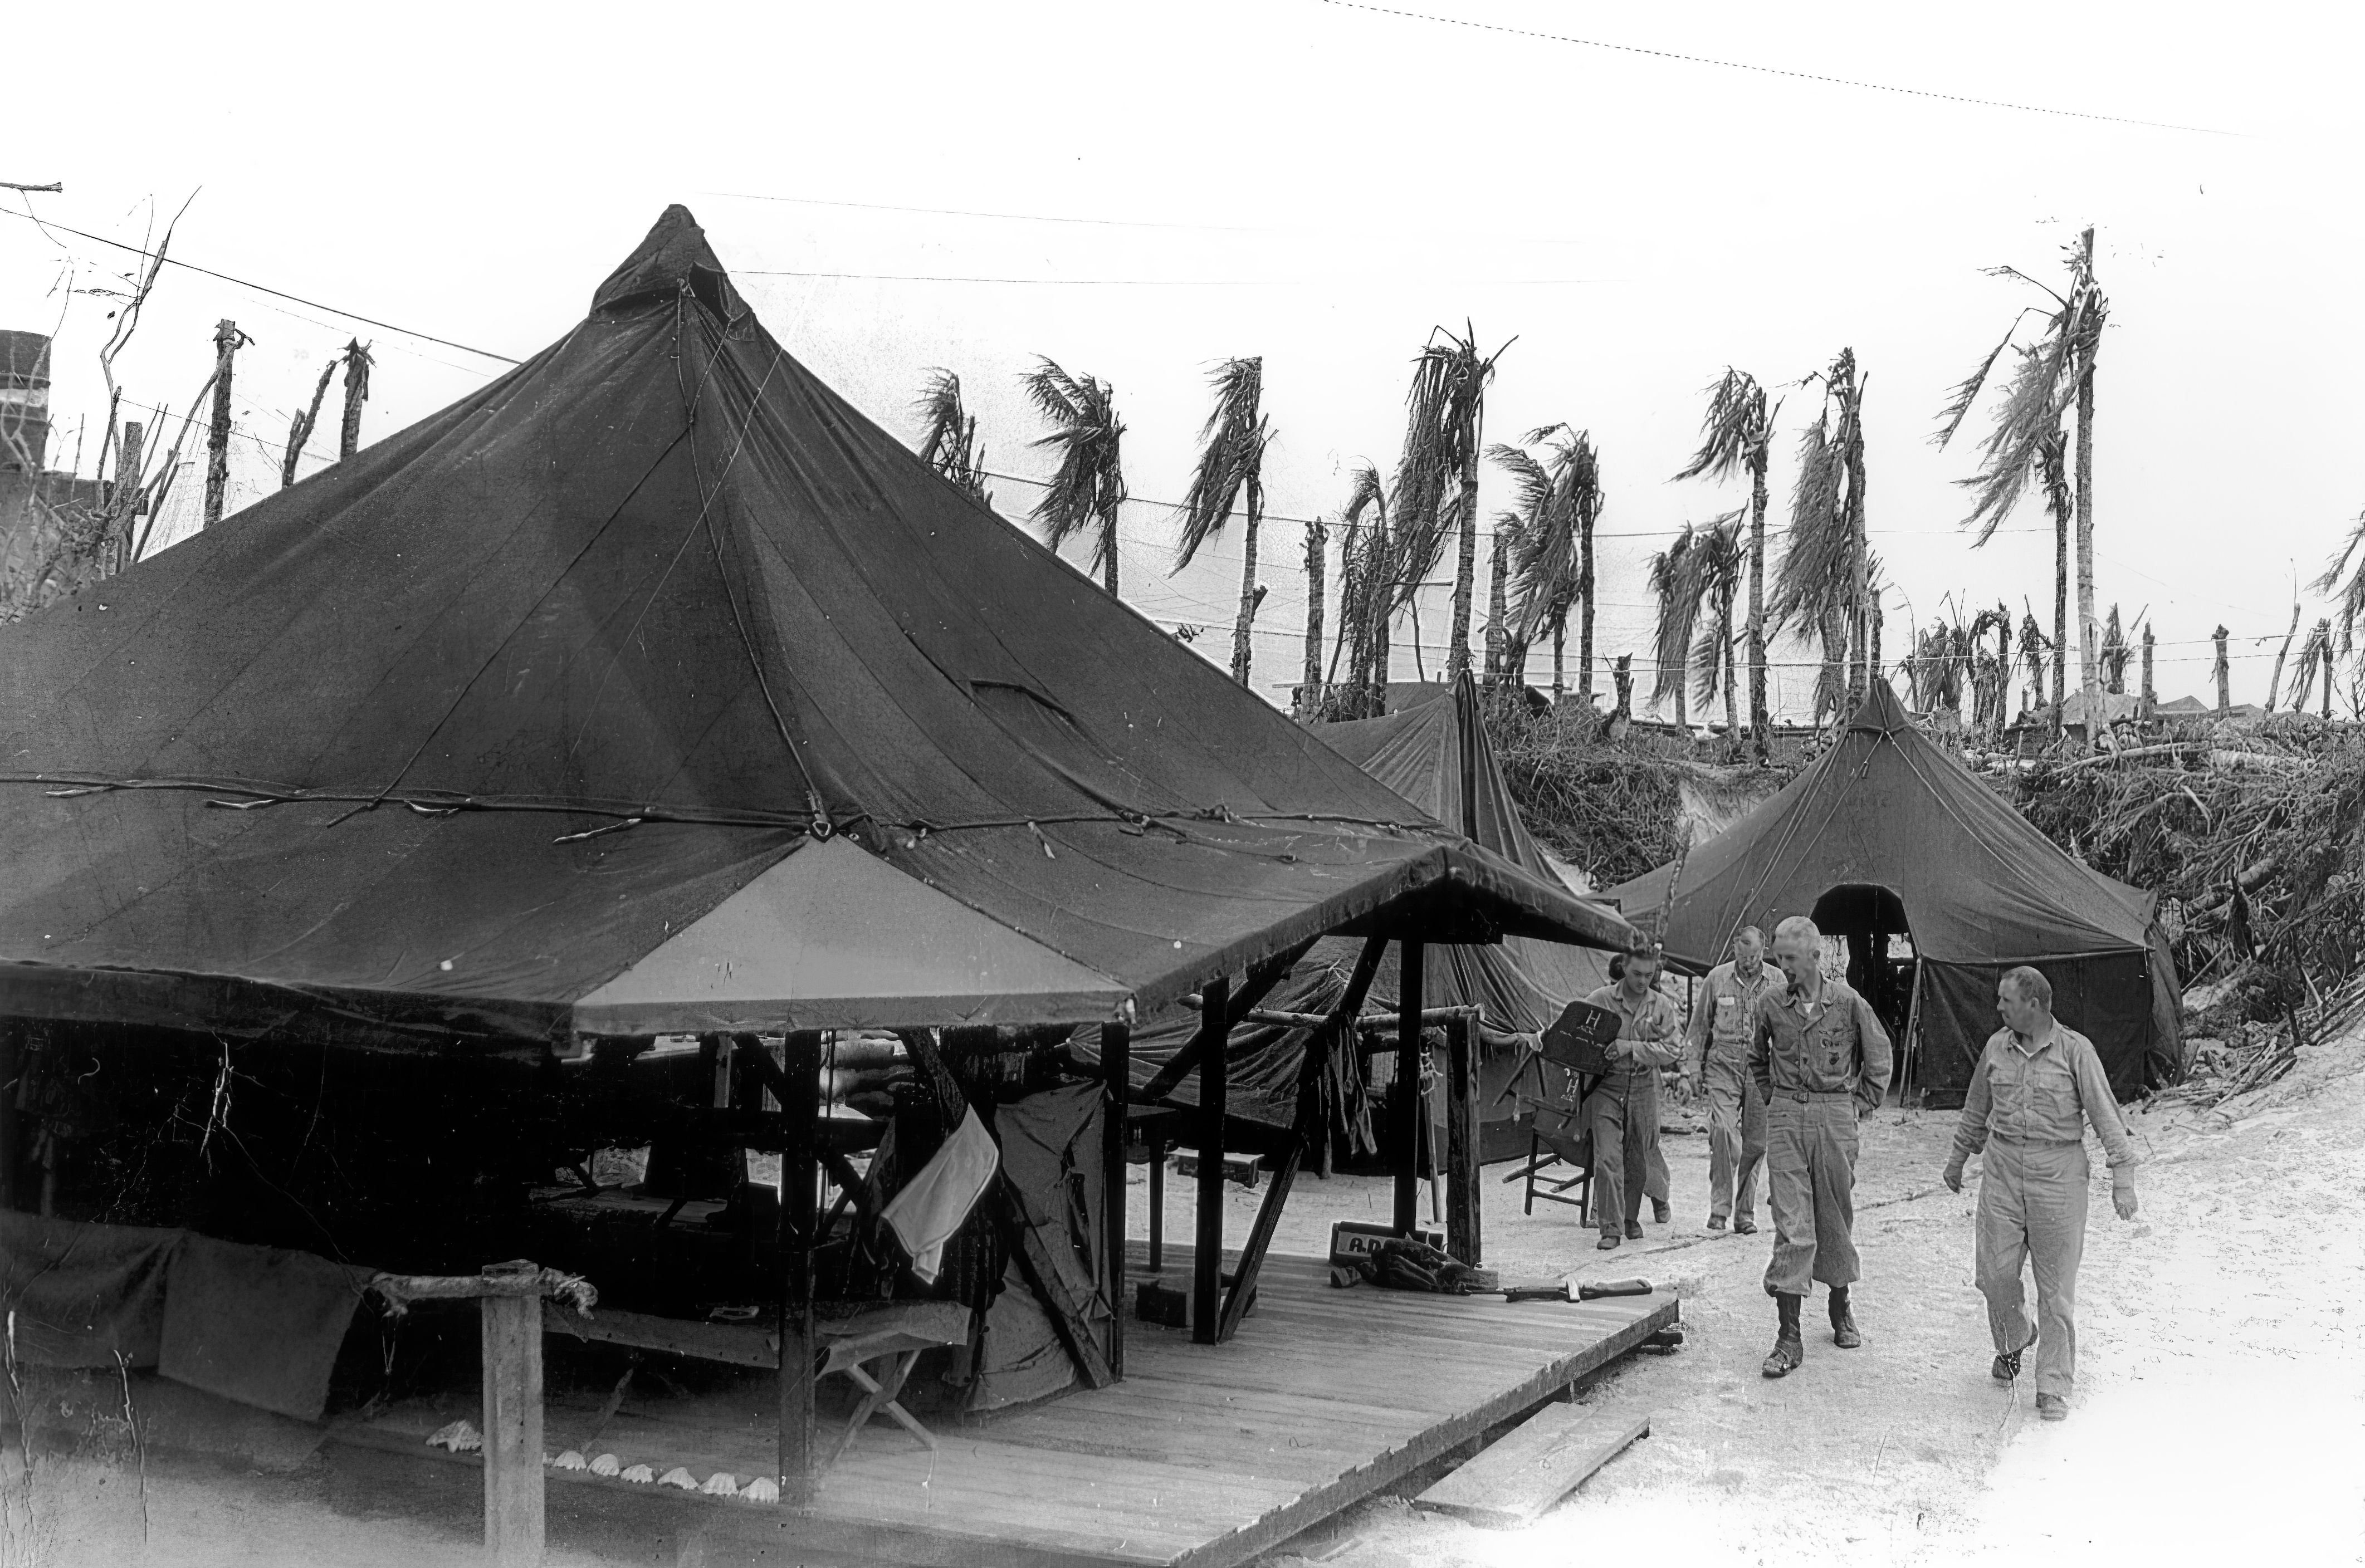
xmin=340 ymin=1244 xmax=1678 ymax=1568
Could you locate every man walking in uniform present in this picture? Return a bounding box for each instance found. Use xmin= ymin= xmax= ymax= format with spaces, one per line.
xmin=1752 ymin=915 xmax=1892 ymax=1377
xmin=1683 ymin=925 xmax=1773 ymax=1233
xmin=1942 ymin=966 xmax=2141 ymax=1422
xmin=1581 ymin=949 xmax=1683 ymax=1251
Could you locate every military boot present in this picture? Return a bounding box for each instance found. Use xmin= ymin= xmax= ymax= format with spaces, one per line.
xmin=1762 ymin=1292 xmax=1804 ymax=1378
xmin=1829 ymin=1286 xmax=1861 ymax=1350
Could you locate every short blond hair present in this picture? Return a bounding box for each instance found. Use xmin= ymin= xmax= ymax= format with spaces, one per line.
xmin=1773 ymin=914 xmax=1821 ymax=946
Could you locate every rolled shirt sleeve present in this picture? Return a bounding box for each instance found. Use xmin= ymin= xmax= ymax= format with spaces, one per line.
xmin=1630 ymin=995 xmax=1683 ymax=1070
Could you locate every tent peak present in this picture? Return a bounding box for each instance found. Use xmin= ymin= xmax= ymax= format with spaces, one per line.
xmin=1846 ymin=682 xmax=1914 ymax=736
xmin=590 ymin=204 xmax=743 ymax=321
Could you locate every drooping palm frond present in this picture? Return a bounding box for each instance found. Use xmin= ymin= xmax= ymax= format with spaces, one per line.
xmin=1767 ymin=411 xmax=1848 ymax=636
xmin=1173 ymin=356 xmax=1269 ymax=571
xmin=1494 ymin=425 xmax=1599 ymax=652
xmin=1020 ymin=356 xmax=1126 ymax=585
xmin=913 ymin=367 xmax=993 ymax=506
xmin=1646 ymin=526 xmax=1701 ymax=711
xmin=2314 ymin=507 xmax=2365 ymax=648
xmin=1687 ymin=515 xmax=1745 ymax=709
xmin=1386 ymin=325 xmax=1507 ymax=612
xmin=1672 ymin=369 xmax=1772 ymax=483
xmin=1939 ymin=237 xmax=2109 ymax=544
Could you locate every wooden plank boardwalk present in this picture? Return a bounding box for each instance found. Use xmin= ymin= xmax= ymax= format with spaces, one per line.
xmin=339 ymin=1243 xmax=1678 ymax=1568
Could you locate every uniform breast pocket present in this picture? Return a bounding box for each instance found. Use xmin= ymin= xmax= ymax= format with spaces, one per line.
xmin=2025 ymin=1056 xmax=2080 ymax=1125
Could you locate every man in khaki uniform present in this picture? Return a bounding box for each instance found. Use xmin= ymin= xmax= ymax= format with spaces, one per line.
xmin=1750 ymin=915 xmax=1891 ymax=1377
xmin=1682 ymin=925 xmax=1773 ymax=1233
xmin=1580 ymin=949 xmax=1683 ymax=1251
xmin=1943 ymin=966 xmax=2141 ymax=1422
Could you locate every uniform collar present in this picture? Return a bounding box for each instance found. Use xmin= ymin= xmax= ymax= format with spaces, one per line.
xmin=1729 ymin=961 xmax=1770 ymax=990
xmin=2007 ymin=1020 xmax=2060 ymax=1057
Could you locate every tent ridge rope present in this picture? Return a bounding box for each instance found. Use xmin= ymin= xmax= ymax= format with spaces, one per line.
xmin=4 ymin=774 xmax=1442 ymax=842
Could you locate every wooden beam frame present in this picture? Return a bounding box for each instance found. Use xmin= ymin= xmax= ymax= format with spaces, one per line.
xmin=1215 ymin=1134 xmax=1300 ymax=1342
xmin=776 ymin=1030 xmax=823 ymax=1511
xmin=1138 ymin=939 xmax=1316 ymax=1104
xmin=1190 ymin=976 xmax=1230 ymax=1345
xmin=1394 ymin=941 xmax=1424 ymax=1236
xmin=1444 ymin=1009 xmax=1482 ymax=1265
xmin=1100 ymin=1021 xmax=1129 ymax=1376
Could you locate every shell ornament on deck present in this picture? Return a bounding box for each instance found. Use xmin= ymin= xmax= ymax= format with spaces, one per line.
xmin=741 ymin=1477 xmax=780 ymax=1505
xmin=658 ymin=1468 xmax=698 ymax=1490
xmin=700 ymin=1473 xmax=740 ymax=1497
xmin=589 ymin=1453 xmax=621 ymax=1477
xmin=620 ymin=1464 xmax=656 ymax=1484
xmin=424 ymin=1420 xmax=482 ymax=1453
xmin=552 ymin=1451 xmax=588 ymax=1471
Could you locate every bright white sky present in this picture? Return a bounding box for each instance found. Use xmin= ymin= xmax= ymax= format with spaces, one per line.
xmin=7 ymin=1 xmax=2359 ymax=716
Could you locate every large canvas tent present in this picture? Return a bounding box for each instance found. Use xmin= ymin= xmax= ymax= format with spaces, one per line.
xmin=0 ymin=209 xmax=1651 ymax=1525
xmin=1123 ymin=673 xmax=1617 ymax=1155
xmin=0 ymin=207 xmax=1635 ymax=1046
xmin=1610 ymin=684 xmax=2181 ymax=1100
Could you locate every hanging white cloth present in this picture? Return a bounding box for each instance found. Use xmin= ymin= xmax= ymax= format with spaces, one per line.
xmin=879 ymin=1105 xmax=1000 ymax=1283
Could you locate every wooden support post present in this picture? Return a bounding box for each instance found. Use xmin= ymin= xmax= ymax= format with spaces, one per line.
xmin=1394 ymin=942 xmax=1424 ymax=1236
xmin=202 ymin=320 xmax=241 ymax=528
xmin=481 ymin=1288 xmax=545 ymax=1567
xmin=778 ymin=1030 xmax=823 ymax=1511
xmin=1099 ymin=1021 xmax=1128 ymax=1376
xmin=1147 ymin=1130 xmax=1165 ymax=1272
xmin=0 ymin=1020 xmax=17 ymax=1212
xmin=1191 ymin=976 xmax=1230 ymax=1345
xmin=1216 ymin=1136 xmax=1300 ymax=1343
xmin=1140 ymin=942 xmax=1314 ymax=1104
xmin=1445 ymin=1010 xmax=1482 ymax=1265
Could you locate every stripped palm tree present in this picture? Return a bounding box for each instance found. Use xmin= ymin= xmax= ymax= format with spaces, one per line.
xmin=1174 ymin=357 xmax=1273 ymax=686
xmin=1936 ymin=227 xmax=2109 ymax=746
xmin=1490 ymin=425 xmax=1602 ymax=704
xmin=2294 ymin=618 xmax=2337 ymax=719
xmin=1688 ymin=516 xmax=1746 ymax=751
xmin=914 ymin=369 xmax=994 ymax=506
xmin=2017 ymin=613 xmax=2052 ymax=718
xmin=1389 ymin=326 xmax=1509 ymax=683
xmin=2101 ymin=605 xmax=2131 ymax=695
xmin=1648 ymin=525 xmax=1702 ymax=728
xmin=1484 ymin=511 xmax=1518 ymax=688
xmin=1674 ymin=369 xmax=1779 ymax=758
xmin=1327 ymin=464 xmax=1394 ymax=717
xmin=1968 ymin=605 xmax=2012 ymax=736
xmin=1020 ymin=358 xmax=1126 ymax=595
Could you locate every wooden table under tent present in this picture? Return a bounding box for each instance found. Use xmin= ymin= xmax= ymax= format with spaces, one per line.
xmin=0 ymin=209 xmax=1666 ymax=1568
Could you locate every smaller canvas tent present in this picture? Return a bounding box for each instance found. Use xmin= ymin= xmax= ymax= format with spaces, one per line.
xmin=1121 ymin=674 xmax=1624 ymax=1158
xmin=1610 ymin=685 xmax=2181 ymax=1101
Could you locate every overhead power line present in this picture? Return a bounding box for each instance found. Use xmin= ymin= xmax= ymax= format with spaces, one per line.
xmin=1 ymin=205 xmax=522 ymax=365
xmin=1317 ymin=1 xmax=2239 ymax=138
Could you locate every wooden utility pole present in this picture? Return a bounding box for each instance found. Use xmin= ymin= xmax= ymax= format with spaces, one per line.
xmin=2265 ymin=605 xmax=2302 ymax=712
xmin=2140 ymin=624 xmax=2156 ymax=717
xmin=202 ymin=320 xmax=244 ymax=528
xmin=2212 ymin=625 xmax=2231 ymax=712
xmin=2319 ymin=618 xmax=2336 ymax=719
xmin=339 ymin=339 xmax=373 ymax=459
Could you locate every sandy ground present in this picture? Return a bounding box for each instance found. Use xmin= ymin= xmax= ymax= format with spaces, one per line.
xmin=1228 ymin=1035 xmax=2365 ymax=1568
xmin=7 ymin=1042 xmax=2361 ymax=1567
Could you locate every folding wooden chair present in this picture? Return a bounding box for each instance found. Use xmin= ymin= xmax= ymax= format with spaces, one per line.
xmin=815 ymin=1300 xmax=972 ymax=1466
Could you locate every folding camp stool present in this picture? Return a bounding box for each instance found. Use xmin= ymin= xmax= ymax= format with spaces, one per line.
xmin=815 ymin=1300 xmax=971 ymax=1466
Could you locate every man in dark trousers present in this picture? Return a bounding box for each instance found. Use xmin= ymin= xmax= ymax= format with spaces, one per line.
xmin=1580 ymin=949 xmax=1683 ymax=1251
xmin=1682 ymin=924 xmax=1774 ymax=1233
xmin=1942 ymin=966 xmax=2141 ymax=1422
xmin=1751 ymin=915 xmax=1892 ymax=1377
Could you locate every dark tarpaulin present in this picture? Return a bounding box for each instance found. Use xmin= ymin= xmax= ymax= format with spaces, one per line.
xmin=1609 ymin=685 xmax=2182 ymax=1099
xmin=0 ymin=208 xmax=1634 ymax=1044
xmin=1117 ymin=675 xmax=1624 ymax=1139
